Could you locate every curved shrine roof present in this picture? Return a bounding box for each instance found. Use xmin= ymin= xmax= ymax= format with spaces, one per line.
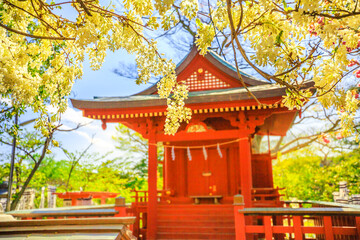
xmin=71 ymin=46 xmax=289 ymax=110
xmin=134 ymin=46 xmax=267 ymax=95
xmin=72 ymin=83 xmax=286 ymax=109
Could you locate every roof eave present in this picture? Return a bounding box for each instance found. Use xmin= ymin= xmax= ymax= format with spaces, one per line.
xmin=71 ymin=85 xmax=287 ymax=110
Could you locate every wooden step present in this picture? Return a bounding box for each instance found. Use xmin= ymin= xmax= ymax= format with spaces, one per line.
xmin=157 ymin=204 xmax=233 ymax=210
xmin=157 ymin=214 xmax=234 ymax=221
xmin=157 ymin=212 xmax=234 ymax=218
xmin=157 ymin=232 xmax=236 ymax=239
xmin=157 ymin=220 xmax=234 ymax=227
xmin=157 ymin=208 xmax=234 ymax=215
xmin=156 ymin=204 xmax=235 ymax=239
xmin=158 ymin=225 xmax=235 ymax=233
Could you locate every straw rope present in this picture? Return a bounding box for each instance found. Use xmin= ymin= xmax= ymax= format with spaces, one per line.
xmin=151 ymin=137 xmax=248 ymax=149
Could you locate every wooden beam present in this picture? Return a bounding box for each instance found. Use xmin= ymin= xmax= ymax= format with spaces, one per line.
xmin=157 ymin=129 xmax=240 ymax=142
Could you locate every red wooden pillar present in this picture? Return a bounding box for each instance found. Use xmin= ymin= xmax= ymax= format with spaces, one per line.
xmin=233 ymin=195 xmax=246 ymax=240
xmin=356 ymin=217 xmax=360 ymax=238
xmin=164 ymin=146 xmax=168 ymax=189
xmin=323 ymin=216 xmax=334 ymax=240
xmin=71 ymin=198 xmax=77 ymax=206
xmin=147 ymin=137 xmax=158 ymax=240
xmin=239 ymin=137 xmax=252 ymax=207
xmin=293 ymin=216 xmax=303 ymax=240
xmin=114 ymin=196 xmax=127 ymax=216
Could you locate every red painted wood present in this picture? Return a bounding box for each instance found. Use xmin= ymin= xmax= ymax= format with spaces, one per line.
xmin=245 ymin=225 xmax=265 ymax=233
xmin=114 ymin=206 xmax=127 ymax=217
xmin=177 ymin=148 xmax=187 ymax=197
xmin=187 ymin=149 xmax=209 ymax=196
xmin=332 ymin=226 xmax=357 ymax=235
xmin=239 ymin=138 xmax=252 ymax=207
xmin=252 ymin=154 xmax=273 ymax=188
xmin=187 ymin=148 xmax=228 ymax=197
xmin=157 ymin=204 xmax=235 ymax=239
xmin=175 ymin=53 xmax=244 ymax=91
xmin=163 ymin=147 xmax=168 ymax=191
xmin=293 ymin=216 xmax=303 ymax=240
xmin=147 ymin=136 xmax=158 ymax=240
xmin=323 ymin=216 xmax=334 ymax=240
xmin=158 ymin=129 xmax=240 ymax=142
xmin=300 ymin=226 xmax=324 ymax=234
xmin=264 ymin=216 xmax=272 ymax=240
xmin=234 ymin=206 xmax=246 ymax=240
xmin=272 ymin=226 xmax=294 ymax=233
xmin=209 ymin=148 xmax=228 ymax=196
xmin=356 ymin=217 xmax=360 ymax=237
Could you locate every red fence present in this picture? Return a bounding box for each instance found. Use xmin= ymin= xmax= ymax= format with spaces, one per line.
xmin=234 ymin=196 xmax=360 ymax=240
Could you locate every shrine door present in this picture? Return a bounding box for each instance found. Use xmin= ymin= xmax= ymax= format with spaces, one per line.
xmin=187 ymin=147 xmax=228 ymax=196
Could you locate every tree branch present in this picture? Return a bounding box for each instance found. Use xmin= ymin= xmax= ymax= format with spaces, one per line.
xmin=0 ymin=22 xmax=75 ymax=41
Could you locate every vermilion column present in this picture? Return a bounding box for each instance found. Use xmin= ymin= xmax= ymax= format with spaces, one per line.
xmin=239 ymin=137 xmax=252 ymax=207
xmin=147 ymin=138 xmax=158 ymax=239
xmin=164 ymin=146 xmax=168 ymax=189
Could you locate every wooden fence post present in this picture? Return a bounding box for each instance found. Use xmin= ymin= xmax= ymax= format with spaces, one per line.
xmin=355 ymin=217 xmax=360 ymax=238
xmin=114 ymin=197 xmax=126 ymax=216
xmin=264 ymin=216 xmax=273 ymax=240
xmin=293 ymin=216 xmax=303 ymax=240
xmin=234 ymin=194 xmax=246 ymax=240
xmin=323 ymin=216 xmax=334 ymax=240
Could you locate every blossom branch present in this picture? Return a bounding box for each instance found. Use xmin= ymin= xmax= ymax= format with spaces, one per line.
xmin=0 ymin=22 xmax=75 ymax=40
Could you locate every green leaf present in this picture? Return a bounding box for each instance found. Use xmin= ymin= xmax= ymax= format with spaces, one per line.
xmin=275 ymin=30 xmax=284 ymax=45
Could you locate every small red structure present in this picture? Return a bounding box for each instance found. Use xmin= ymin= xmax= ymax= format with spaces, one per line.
xmin=71 ymin=46 xmax=311 ymax=239
xmin=54 ymin=191 xmax=119 ymax=206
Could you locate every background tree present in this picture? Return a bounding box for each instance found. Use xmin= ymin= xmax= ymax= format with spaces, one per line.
xmin=3 ymin=0 xmax=360 ymax=136
xmin=0 ymin=0 xmax=191 ymax=137
xmin=193 ymin=0 xmax=360 ymax=137
xmin=61 ymin=141 xmax=97 ymax=191
xmin=0 ymin=123 xmax=56 ymax=210
xmin=273 ymin=145 xmax=360 ymax=201
xmin=112 ymin=124 xmax=164 ymax=186
xmin=0 ymin=118 xmax=85 ymax=210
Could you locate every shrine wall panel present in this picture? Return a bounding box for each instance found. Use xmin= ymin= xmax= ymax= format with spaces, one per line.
xmin=251 ymin=153 xmax=273 ymax=188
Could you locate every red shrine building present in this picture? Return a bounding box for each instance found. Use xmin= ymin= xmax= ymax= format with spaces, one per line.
xmin=72 ymin=47 xmax=298 ymax=239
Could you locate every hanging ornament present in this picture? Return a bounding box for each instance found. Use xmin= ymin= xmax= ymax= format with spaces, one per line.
xmin=203 ymin=146 xmax=208 ymax=160
xmin=187 ymin=147 xmax=192 ymax=161
xmin=217 ymin=143 xmax=223 ymax=158
xmin=171 ymin=146 xmax=175 ymax=161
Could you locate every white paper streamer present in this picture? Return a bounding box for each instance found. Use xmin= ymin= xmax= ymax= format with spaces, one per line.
xmin=217 ymin=143 xmax=223 ymax=158
xmin=171 ymin=146 xmax=175 ymax=161
xmin=203 ymin=146 xmax=208 ymax=160
xmin=187 ymin=147 xmax=192 ymax=161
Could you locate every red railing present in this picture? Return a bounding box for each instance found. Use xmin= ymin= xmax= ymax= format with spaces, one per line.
xmin=130 ymin=189 xmax=172 ymax=239
xmin=234 ymin=196 xmax=360 ymax=240
xmin=252 ymin=187 xmax=284 ymax=207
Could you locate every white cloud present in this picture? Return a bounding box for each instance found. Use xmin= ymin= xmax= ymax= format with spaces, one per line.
xmin=52 ymin=108 xmax=122 ymax=161
xmin=61 ymin=107 xmax=93 ymax=126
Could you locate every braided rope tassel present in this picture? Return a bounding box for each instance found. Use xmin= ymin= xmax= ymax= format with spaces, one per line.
xmin=217 ymin=143 xmax=223 ymax=158
xmin=171 ymin=146 xmax=175 ymax=161
xmin=187 ymin=147 xmax=192 ymax=161
xmin=203 ymin=146 xmax=208 ymax=160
